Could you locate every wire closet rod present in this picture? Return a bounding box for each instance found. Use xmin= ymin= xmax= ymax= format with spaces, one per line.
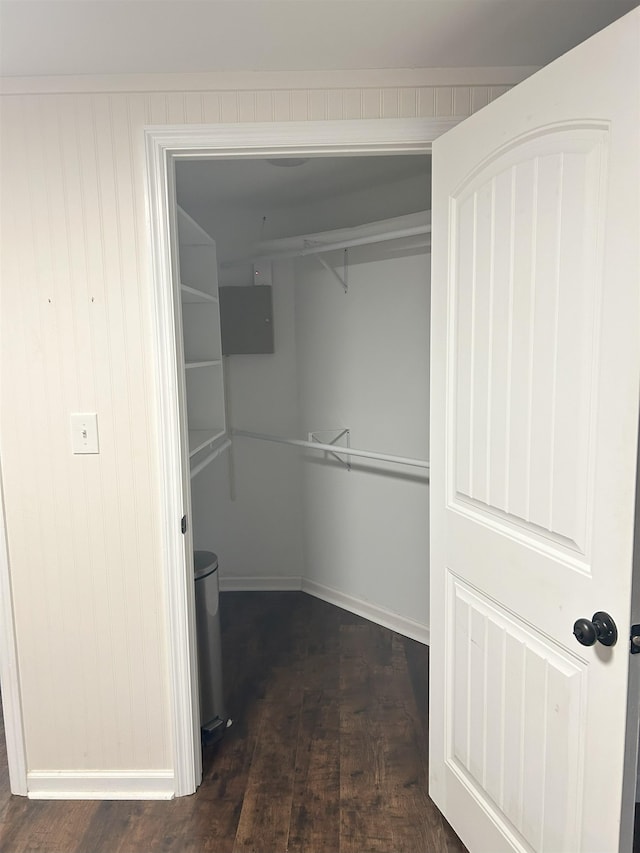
xmin=232 ymin=429 xmax=429 ymax=471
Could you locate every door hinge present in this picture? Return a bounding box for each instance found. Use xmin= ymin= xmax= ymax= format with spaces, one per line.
xmin=181 ymin=515 xmax=187 ymax=534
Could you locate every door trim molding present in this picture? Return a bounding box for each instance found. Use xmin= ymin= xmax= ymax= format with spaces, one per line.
xmin=144 ymin=129 xmax=200 ymax=799
xmin=0 ymin=457 xmax=27 ymax=795
xmin=144 ymin=117 xmax=460 ymax=796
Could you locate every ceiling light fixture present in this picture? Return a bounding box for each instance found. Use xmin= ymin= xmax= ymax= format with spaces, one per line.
xmin=266 ymin=158 xmax=309 ymax=167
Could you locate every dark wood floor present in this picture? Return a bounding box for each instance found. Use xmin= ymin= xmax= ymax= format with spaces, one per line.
xmin=0 ymin=592 xmax=466 ymax=853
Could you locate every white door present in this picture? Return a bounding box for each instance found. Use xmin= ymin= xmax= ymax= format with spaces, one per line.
xmin=430 ymin=10 xmax=640 ymax=853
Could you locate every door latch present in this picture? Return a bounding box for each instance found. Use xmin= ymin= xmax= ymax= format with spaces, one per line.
xmin=631 ymin=625 xmax=640 ymax=654
xmin=181 ymin=515 xmax=187 ymax=534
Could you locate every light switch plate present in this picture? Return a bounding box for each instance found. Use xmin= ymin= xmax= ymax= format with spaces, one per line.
xmin=71 ymin=413 xmax=99 ymax=454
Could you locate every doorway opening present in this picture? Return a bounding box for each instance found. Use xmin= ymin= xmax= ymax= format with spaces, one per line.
xmin=174 ymin=148 xmax=435 ymax=759
xmin=145 ymin=119 xmax=450 ymax=796
xmin=144 ymin=118 xmax=452 ymax=796
xmin=173 ymin=149 xmax=433 ymax=617
xmin=173 ymin=147 xmax=433 ymax=748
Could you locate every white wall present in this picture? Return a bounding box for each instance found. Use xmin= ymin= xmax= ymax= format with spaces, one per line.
xmin=0 ymin=73 xmax=512 ymax=793
xmin=191 ymin=260 xmax=305 ymax=583
xmin=0 ymin=92 xmax=172 ymax=778
xmin=295 ymin=245 xmax=431 ymax=635
xmin=191 ymin=231 xmax=431 ymax=634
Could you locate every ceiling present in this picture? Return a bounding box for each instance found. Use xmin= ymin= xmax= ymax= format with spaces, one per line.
xmin=175 ymin=155 xmax=432 ymax=247
xmin=176 ymin=155 xmax=430 ymax=211
xmin=0 ymin=0 xmax=636 ymax=78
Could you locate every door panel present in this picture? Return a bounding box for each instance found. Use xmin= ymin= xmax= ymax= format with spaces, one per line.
xmin=430 ymin=10 xmax=640 ymax=852
xmin=450 ymin=125 xmax=607 ymax=558
xmin=449 ymin=574 xmax=585 ymax=851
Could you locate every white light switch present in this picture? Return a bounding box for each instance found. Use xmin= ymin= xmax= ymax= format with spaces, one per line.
xmin=71 ymin=413 xmax=99 ymax=454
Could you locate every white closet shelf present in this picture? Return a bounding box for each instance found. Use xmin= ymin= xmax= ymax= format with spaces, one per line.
xmin=180 ymin=284 xmax=218 ymax=303
xmin=222 ymin=211 xmax=431 ymax=269
xmin=190 ymin=438 xmax=232 ymax=479
xmin=189 ymin=428 xmax=227 ymax=458
xmin=177 ymin=205 xmax=215 ymax=247
xmin=185 ymin=360 xmax=222 ymax=370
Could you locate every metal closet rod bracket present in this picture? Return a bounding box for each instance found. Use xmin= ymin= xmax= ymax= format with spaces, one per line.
xmin=310 ymin=246 xmax=348 ymax=293
xmin=309 ymin=428 xmax=351 ymax=470
xmin=190 ymin=438 xmax=232 ymax=479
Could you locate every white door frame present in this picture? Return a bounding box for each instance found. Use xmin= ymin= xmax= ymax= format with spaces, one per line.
xmin=0 ymin=455 xmax=27 ymax=795
xmin=143 ymin=117 xmax=461 ymax=795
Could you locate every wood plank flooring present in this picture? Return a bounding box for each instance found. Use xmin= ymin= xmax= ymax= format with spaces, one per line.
xmin=0 ymin=592 xmax=466 ymax=853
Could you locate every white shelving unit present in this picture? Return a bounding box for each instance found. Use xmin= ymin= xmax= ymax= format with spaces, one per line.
xmin=185 ymin=360 xmax=222 ymax=370
xmin=181 ymin=284 xmax=218 ymax=303
xmin=177 ymin=206 xmax=229 ymax=478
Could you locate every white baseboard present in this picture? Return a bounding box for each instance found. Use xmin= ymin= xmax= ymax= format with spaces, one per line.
xmin=27 ymin=770 xmax=175 ymax=800
xmin=219 ymin=575 xmax=303 ymax=592
xmin=218 ymin=574 xmax=430 ymax=644
xmin=301 ymin=579 xmax=430 ymax=646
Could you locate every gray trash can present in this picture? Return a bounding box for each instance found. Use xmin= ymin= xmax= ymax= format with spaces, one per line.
xmin=194 ymin=551 xmax=226 ymax=735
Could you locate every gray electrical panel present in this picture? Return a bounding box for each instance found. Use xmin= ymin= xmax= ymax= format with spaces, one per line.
xmin=219 ymin=286 xmax=274 ymax=355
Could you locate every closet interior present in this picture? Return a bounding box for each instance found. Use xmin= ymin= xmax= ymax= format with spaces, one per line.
xmin=174 ymin=153 xmax=433 ymax=646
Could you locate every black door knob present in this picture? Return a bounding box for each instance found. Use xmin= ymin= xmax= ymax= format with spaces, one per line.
xmin=573 ymin=618 xmax=597 ymax=645
xmin=573 ymin=612 xmax=618 ymax=647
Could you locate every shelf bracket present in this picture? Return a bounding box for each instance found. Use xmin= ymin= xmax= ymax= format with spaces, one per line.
xmin=308 ymin=428 xmax=351 ymax=471
xmin=314 ymin=251 xmax=348 ymax=293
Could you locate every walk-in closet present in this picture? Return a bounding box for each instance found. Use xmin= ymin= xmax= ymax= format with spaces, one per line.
xmin=173 ymin=154 xmax=432 ymax=643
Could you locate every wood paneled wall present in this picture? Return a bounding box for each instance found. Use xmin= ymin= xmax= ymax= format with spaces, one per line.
xmin=0 ymin=77 xmax=512 ymax=785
